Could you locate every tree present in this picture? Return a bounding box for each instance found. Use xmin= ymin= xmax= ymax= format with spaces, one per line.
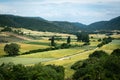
xmin=71 ymin=49 xmax=120 ymax=80
xmin=4 ymin=43 xmax=20 ymax=56
xmin=97 ymin=37 xmax=112 ymax=47
xmin=89 ymin=50 xmax=108 ymax=58
xmin=0 ymin=63 xmax=65 ymax=80
xmin=51 ymin=36 xmax=55 ymax=46
xmin=111 ymin=48 xmax=120 ymax=56
xmin=1 ymin=27 xmax=12 ymax=32
xmin=76 ymin=32 xmax=89 ymax=42
xmin=61 ymin=43 xmax=70 ymax=49
xmin=67 ymin=36 xmax=71 ymax=44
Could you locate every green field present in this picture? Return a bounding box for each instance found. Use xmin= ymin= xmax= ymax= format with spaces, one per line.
xmin=0 ymin=57 xmax=54 ymax=65
xmin=99 ymin=40 xmax=120 ymax=54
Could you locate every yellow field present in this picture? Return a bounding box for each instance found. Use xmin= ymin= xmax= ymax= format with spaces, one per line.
xmin=18 ymin=48 xmax=85 ymax=58
xmin=0 ymin=43 xmax=6 ymax=56
xmin=18 ymin=43 xmax=49 ymax=53
xmin=13 ymin=28 xmax=76 ymax=38
xmin=0 ymin=42 xmax=50 ymax=56
xmin=111 ymin=34 xmax=120 ymax=38
xmin=90 ymin=34 xmax=107 ymax=39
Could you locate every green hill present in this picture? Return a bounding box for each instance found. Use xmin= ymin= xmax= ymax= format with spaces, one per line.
xmin=0 ymin=14 xmax=63 ymax=32
xmin=52 ymin=21 xmax=86 ymax=33
xmin=0 ymin=14 xmax=84 ymax=33
xmin=0 ymin=14 xmax=120 ymax=33
xmin=88 ymin=16 xmax=120 ymax=30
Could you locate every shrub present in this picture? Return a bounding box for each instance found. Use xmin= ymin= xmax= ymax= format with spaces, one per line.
xmin=111 ymin=48 xmax=120 ymax=56
xmin=1 ymin=27 xmax=12 ymax=32
xmin=89 ymin=50 xmax=108 ymax=58
xmin=61 ymin=43 xmax=71 ymax=49
xmin=4 ymin=43 xmax=20 ymax=56
xmin=71 ymin=49 xmax=120 ymax=80
xmin=97 ymin=37 xmax=112 ymax=47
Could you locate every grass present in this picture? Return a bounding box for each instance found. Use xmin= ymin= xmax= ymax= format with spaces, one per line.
xmin=0 ymin=57 xmax=55 ymax=65
xmin=110 ymin=34 xmax=120 ymax=38
xmin=18 ymin=48 xmax=85 ymax=58
xmin=0 ymin=42 xmax=50 ymax=56
xmin=43 ymin=49 xmax=96 ymax=78
xmin=15 ymin=27 xmax=75 ymax=38
xmin=18 ymin=42 xmax=50 ymax=53
xmin=23 ymin=41 xmax=50 ymax=46
xmin=0 ymin=43 xmax=6 ymax=56
xmin=90 ymin=34 xmax=107 ymax=39
xmin=98 ymin=40 xmax=120 ymax=54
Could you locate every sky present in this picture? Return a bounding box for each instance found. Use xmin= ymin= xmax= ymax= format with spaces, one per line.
xmin=0 ymin=0 xmax=120 ymax=24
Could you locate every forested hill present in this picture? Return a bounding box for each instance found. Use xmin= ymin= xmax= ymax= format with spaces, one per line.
xmin=88 ymin=16 xmax=120 ymax=30
xmin=0 ymin=14 xmax=120 ymax=33
xmin=52 ymin=21 xmax=86 ymax=32
xmin=0 ymin=14 xmax=63 ymax=32
xmin=0 ymin=14 xmax=85 ymax=33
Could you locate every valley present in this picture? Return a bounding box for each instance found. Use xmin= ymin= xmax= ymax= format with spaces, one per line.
xmin=0 ymin=27 xmax=120 ymax=79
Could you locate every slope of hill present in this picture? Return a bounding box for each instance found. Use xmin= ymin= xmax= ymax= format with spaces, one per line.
xmin=88 ymin=16 xmax=120 ymax=30
xmin=0 ymin=14 xmax=83 ymax=33
xmin=0 ymin=14 xmax=64 ymax=32
xmin=0 ymin=14 xmax=120 ymax=32
xmin=52 ymin=21 xmax=86 ymax=33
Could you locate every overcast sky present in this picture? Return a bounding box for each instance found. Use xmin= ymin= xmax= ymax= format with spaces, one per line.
xmin=0 ymin=0 xmax=120 ymax=24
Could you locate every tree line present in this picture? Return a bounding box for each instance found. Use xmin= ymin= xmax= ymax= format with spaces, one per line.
xmin=97 ymin=37 xmax=112 ymax=47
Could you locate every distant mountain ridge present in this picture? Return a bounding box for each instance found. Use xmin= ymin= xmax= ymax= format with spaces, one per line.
xmin=0 ymin=14 xmax=85 ymax=33
xmin=0 ymin=14 xmax=120 ymax=33
xmin=88 ymin=16 xmax=120 ymax=30
xmin=0 ymin=14 xmax=63 ymax=32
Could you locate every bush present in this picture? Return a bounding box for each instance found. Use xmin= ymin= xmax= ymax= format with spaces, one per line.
xmin=111 ymin=48 xmax=120 ymax=56
xmin=1 ymin=27 xmax=12 ymax=32
xmin=71 ymin=49 xmax=120 ymax=80
xmin=89 ymin=50 xmax=108 ymax=58
xmin=83 ymin=42 xmax=90 ymax=46
xmin=97 ymin=37 xmax=112 ymax=47
xmin=61 ymin=43 xmax=71 ymax=49
xmin=4 ymin=43 xmax=20 ymax=56
xmin=98 ymin=39 xmax=102 ymax=42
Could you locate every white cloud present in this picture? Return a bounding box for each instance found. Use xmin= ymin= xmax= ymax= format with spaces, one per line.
xmin=0 ymin=0 xmax=120 ymax=24
xmin=0 ymin=4 xmax=16 ymax=14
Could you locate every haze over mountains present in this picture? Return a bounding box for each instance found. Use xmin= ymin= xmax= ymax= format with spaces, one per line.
xmin=0 ymin=14 xmax=120 ymax=33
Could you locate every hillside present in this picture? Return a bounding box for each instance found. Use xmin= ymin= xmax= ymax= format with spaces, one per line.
xmin=0 ymin=14 xmax=83 ymax=33
xmin=0 ymin=14 xmax=120 ymax=33
xmin=0 ymin=14 xmax=64 ymax=32
xmin=88 ymin=16 xmax=120 ymax=30
xmin=52 ymin=21 xmax=86 ymax=33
